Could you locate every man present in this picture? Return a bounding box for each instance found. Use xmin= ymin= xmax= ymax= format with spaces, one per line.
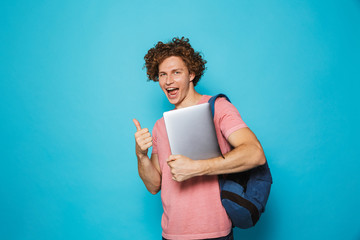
xmin=133 ymin=37 xmax=266 ymax=240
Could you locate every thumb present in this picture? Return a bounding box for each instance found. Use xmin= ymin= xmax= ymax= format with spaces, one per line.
xmin=167 ymin=155 xmax=178 ymax=162
xmin=133 ymin=119 xmax=142 ymax=131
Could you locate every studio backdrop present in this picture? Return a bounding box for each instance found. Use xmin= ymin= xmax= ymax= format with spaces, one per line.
xmin=1 ymin=0 xmax=359 ymax=239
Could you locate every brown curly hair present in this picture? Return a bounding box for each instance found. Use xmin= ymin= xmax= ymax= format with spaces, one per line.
xmin=144 ymin=37 xmax=207 ymax=86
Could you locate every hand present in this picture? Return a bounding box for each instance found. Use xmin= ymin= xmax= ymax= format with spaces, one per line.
xmin=167 ymin=155 xmax=200 ymax=182
xmin=133 ymin=119 xmax=152 ymax=158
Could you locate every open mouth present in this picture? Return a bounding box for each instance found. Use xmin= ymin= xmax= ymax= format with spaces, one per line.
xmin=166 ymin=87 xmax=179 ymax=98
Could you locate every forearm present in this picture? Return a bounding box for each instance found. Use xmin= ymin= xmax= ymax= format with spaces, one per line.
xmin=137 ymin=154 xmax=161 ymax=194
xmin=199 ymin=143 xmax=266 ymax=176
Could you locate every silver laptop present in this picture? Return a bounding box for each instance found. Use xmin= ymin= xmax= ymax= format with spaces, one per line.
xmin=163 ymin=103 xmax=222 ymax=160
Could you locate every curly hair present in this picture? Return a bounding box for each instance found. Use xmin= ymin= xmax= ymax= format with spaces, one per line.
xmin=144 ymin=37 xmax=207 ymax=86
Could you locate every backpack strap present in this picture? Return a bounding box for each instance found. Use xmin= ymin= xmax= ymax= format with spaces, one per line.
xmin=208 ymin=94 xmax=231 ymax=119
xmin=208 ymin=94 xmax=231 ymax=159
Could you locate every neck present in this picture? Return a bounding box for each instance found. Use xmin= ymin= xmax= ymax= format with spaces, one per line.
xmin=175 ymin=85 xmax=202 ymax=109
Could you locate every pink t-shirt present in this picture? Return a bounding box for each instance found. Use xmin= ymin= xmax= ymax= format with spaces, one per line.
xmin=152 ymin=95 xmax=248 ymax=240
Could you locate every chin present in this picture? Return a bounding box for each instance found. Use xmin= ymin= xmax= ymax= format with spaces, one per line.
xmin=168 ymin=98 xmax=178 ymax=105
xmin=166 ymin=94 xmax=180 ymax=105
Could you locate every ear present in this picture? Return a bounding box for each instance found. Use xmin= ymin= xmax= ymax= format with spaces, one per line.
xmin=189 ymin=72 xmax=195 ymax=82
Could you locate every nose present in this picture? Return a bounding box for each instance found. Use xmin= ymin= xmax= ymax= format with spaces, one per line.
xmin=166 ymin=75 xmax=174 ymax=85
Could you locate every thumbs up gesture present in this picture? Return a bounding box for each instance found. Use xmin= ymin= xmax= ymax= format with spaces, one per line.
xmin=133 ymin=119 xmax=153 ymax=157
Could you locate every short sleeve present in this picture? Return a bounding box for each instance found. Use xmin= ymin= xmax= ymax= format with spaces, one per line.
xmin=215 ymin=97 xmax=248 ymax=139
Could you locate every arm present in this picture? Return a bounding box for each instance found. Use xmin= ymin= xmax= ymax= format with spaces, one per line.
xmin=167 ymin=127 xmax=266 ymax=182
xmin=133 ymin=119 xmax=161 ymax=194
xmin=137 ymin=153 xmax=161 ymax=194
xmin=200 ymin=127 xmax=266 ymax=175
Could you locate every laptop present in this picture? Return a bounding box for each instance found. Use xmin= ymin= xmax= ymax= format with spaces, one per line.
xmin=163 ymin=103 xmax=222 ymax=160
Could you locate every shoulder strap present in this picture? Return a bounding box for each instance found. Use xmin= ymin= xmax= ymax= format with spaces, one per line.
xmin=208 ymin=94 xmax=231 ymax=159
xmin=208 ymin=94 xmax=231 ymax=118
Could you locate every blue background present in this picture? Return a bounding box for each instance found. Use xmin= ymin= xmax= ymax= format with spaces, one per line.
xmin=1 ymin=0 xmax=359 ymax=239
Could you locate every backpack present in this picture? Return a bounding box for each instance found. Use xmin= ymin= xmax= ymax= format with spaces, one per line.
xmin=208 ymin=94 xmax=273 ymax=229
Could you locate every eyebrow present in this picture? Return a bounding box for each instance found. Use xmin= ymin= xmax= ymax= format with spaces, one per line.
xmin=159 ymin=68 xmax=184 ymax=74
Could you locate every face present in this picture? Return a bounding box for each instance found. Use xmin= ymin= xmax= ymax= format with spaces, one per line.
xmin=158 ymin=56 xmax=195 ymax=108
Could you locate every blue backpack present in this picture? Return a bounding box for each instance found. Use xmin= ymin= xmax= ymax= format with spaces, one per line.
xmin=208 ymin=94 xmax=273 ymax=229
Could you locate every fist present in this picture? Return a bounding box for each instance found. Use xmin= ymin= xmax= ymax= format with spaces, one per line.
xmin=133 ymin=119 xmax=152 ymax=157
xmin=167 ymin=155 xmax=199 ymax=182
